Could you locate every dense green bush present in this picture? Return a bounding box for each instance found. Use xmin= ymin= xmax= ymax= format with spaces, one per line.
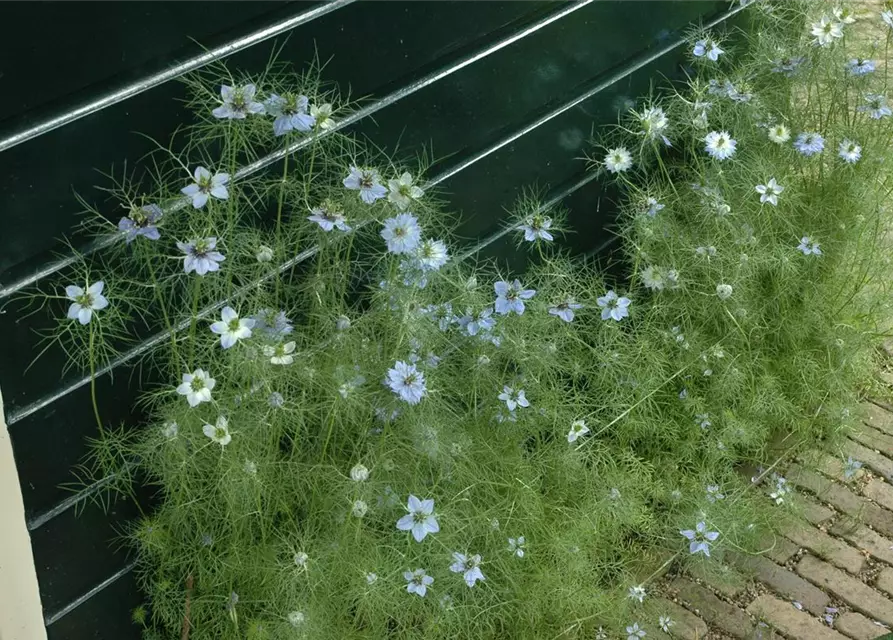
xmin=31 ymin=1 xmax=893 ymax=637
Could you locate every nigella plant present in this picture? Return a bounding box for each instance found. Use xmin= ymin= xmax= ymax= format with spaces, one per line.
xmin=21 ymin=4 xmax=893 ymax=637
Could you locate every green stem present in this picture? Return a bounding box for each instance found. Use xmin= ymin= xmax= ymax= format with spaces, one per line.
xmin=88 ymin=322 xmax=104 ymax=438
xmin=145 ymin=253 xmax=179 ymax=367
xmin=187 ymin=276 xmax=202 ymax=369
xmin=274 ymin=149 xmax=291 ymax=305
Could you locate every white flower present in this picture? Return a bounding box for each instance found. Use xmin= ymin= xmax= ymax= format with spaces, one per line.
xmin=255 ymin=245 xmax=274 ymax=262
xmin=244 ymin=460 xmax=258 ymax=475
xmin=839 ymin=139 xmax=862 ymax=164
xmin=498 ymin=386 xmax=530 ymax=411
xmin=263 ymin=341 xmax=296 ymax=365
xmin=210 ymin=306 xmax=255 ymax=349
xmin=716 ymin=283 xmax=733 ymax=300
xmin=388 ymin=172 xmax=425 ymax=210
xmin=693 ymin=38 xmax=723 ymax=61
xmin=404 ymin=568 xmax=433 ymax=597
xmin=162 ymin=422 xmax=178 ymax=438
xmin=755 ymin=178 xmax=784 ymax=206
xmin=637 ymin=106 xmax=670 ymax=145
xmin=797 ymin=236 xmax=822 ymax=255
xmin=768 ymin=124 xmax=791 ymax=144
xmin=628 ymin=585 xmax=646 ymax=603
xmin=181 ymin=166 xmax=229 ymax=209
xmin=287 ymin=611 xmax=305 ymax=627
xmin=294 ymin=551 xmax=309 ymax=568
xmin=884 ymin=9 xmax=893 ymax=29
xmin=812 ymin=15 xmax=844 ymax=47
xmin=507 ymin=536 xmax=526 ymax=558
xmin=352 ymin=500 xmax=369 ymax=518
xmin=704 ymin=130 xmax=737 ymax=160
xmin=64 ymin=281 xmax=109 ymax=325
xmin=415 ymin=238 xmax=449 ymax=270
xmin=519 ymin=215 xmax=554 ymax=242
xmin=604 ymin=147 xmax=633 ymax=174
xmin=310 ymin=102 xmax=335 ymax=130
xmin=381 ymin=213 xmax=422 ymax=254
xmin=396 ymin=495 xmax=439 ymax=542
xmin=567 ymin=419 xmax=590 ymax=443
xmin=350 ymin=463 xmax=370 ymax=482
xmin=449 ymin=552 xmax=486 ymax=587
xmin=833 ymin=6 xmax=856 ymax=24
xmin=659 ymin=615 xmax=674 ymax=633
xmin=203 ymin=416 xmax=232 ymax=447
xmin=176 ymin=368 xmax=216 ymax=407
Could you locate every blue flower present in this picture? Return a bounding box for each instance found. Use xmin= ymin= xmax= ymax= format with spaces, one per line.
xmin=858 ymin=93 xmax=893 ymax=119
xmin=548 ymin=299 xmax=583 ymax=323
xmin=380 ymin=213 xmax=422 ymax=254
xmin=449 ymin=552 xmax=485 ymax=588
xmin=264 ymin=93 xmax=315 ymax=135
xmin=771 ymin=56 xmax=806 ymax=77
xmin=212 ymin=84 xmax=265 ymax=119
xmin=252 ymin=309 xmax=293 ymax=339
xmin=843 ymin=457 xmax=862 ymax=479
xmin=597 ymin=290 xmax=631 ymax=321
xmin=415 ymin=239 xmax=449 ymax=271
xmin=847 ymin=58 xmax=876 ymax=76
xmin=519 ymin=215 xmax=554 ymax=242
xmin=459 ymin=307 xmax=496 ymax=336
xmin=706 ymin=484 xmax=724 ymax=503
xmin=344 ymin=166 xmax=387 ymax=204
xmin=693 ymin=39 xmax=723 ymax=61
xmin=680 ymin=521 xmax=720 ymax=556
xmin=64 ymin=281 xmax=109 ymax=325
xmin=494 ymin=279 xmax=536 ymax=315
xmin=118 ymin=204 xmax=162 ymax=243
xmin=797 ymin=236 xmax=822 ymax=256
xmin=644 ymin=197 xmax=665 ymax=217
xmin=626 ymin=622 xmax=646 ymax=640
xmin=396 ymin=495 xmax=439 ymax=541
xmin=386 ymin=361 xmax=426 ymax=404
xmin=268 ymin=392 xmax=285 ymax=408
xmin=181 ymin=167 xmax=230 ymax=209
xmin=177 ymin=237 xmax=225 ymax=275
xmin=425 ymin=303 xmax=456 ymax=331
xmin=793 ymin=132 xmax=825 ymax=156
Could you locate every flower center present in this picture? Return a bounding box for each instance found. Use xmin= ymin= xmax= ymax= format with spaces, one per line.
xmin=191 ymin=378 xmax=205 ymax=392
xmin=403 ymin=373 xmax=417 ymax=386
xmin=214 ymin=427 xmax=227 ymax=439
xmin=76 ymin=293 xmax=94 ymax=307
xmin=360 ymin=174 xmax=374 ymax=188
xmin=227 ymin=318 xmax=242 ymax=333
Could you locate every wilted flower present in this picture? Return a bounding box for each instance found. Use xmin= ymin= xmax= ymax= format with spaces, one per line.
xmin=794 ymin=132 xmax=825 ymax=156
xmin=212 ymin=84 xmax=265 ymax=119
xmin=287 ymin=611 xmax=305 ymax=627
xmin=597 ymin=290 xmax=631 ymax=321
xmin=755 ymin=178 xmax=784 ymax=206
xmin=680 ymin=521 xmax=720 ymax=556
xmin=203 ymin=416 xmax=232 ymax=447
xmin=344 ymin=166 xmax=387 ymax=204
xmin=252 ymin=308 xmax=293 ymax=339
xmin=350 ymin=463 xmax=369 ymax=482
xmin=508 ymin=536 xmax=526 ymax=558
xmin=628 ymin=585 xmax=646 ymax=603
xmin=494 ymin=279 xmax=536 ymax=315
xmin=884 ymin=9 xmax=893 ymax=30
xmin=386 ymin=360 xmax=426 ymax=404
xmin=118 ymin=204 xmax=162 ymax=242
xmin=255 ymin=245 xmax=274 ymax=262
xmin=450 ymin=552 xmax=486 ymax=587
xmin=659 ymin=616 xmax=674 ymax=633
xmin=811 ymin=15 xmax=844 ymax=47
xmin=177 ymin=237 xmax=226 ymax=275
xmin=265 ymin=93 xmax=315 ymax=135
xmin=838 ymin=139 xmax=862 ymax=164
xmin=162 ymin=422 xmax=178 ymax=439
xmin=833 ymin=6 xmax=856 ymax=24
xmin=293 ymin=551 xmax=309 ymax=568
xmin=696 ymin=245 xmax=717 ymax=258
xmin=704 ymin=130 xmax=736 ymax=160
xmin=696 ymin=413 xmax=712 ymax=430
xmin=693 ymin=38 xmax=723 ymax=61
xmin=404 ymin=568 xmax=433 ymax=597
xmin=352 ymin=499 xmax=369 ymax=518
xmin=716 ymin=283 xmax=733 ymax=300
xmin=415 ymin=238 xmax=449 ymax=271
xmin=771 ymin=56 xmax=805 ymax=77
xmin=768 ymin=123 xmax=791 ymax=144
xmin=567 ymin=419 xmax=590 ymax=443
xmin=844 ymin=457 xmax=863 ymax=479
xmin=644 ymin=197 xmax=664 ymax=217
xmin=797 ymin=236 xmax=822 ymax=256
xmin=388 ymin=172 xmax=424 ymax=209
xmin=176 ymin=369 xmax=215 ymax=407
xmin=65 ymin=281 xmax=108 ymax=324
xmin=637 ymin=106 xmax=671 ymax=145
xmin=824 ymin=606 xmax=839 ymax=626
xmin=181 ymin=167 xmax=229 ymax=209
xmin=459 ymin=307 xmax=496 ymax=336
xmin=268 ymin=392 xmax=284 ymax=408
xmin=396 ymin=495 xmax=439 ymax=542
xmin=604 ymin=147 xmax=633 ymax=173
xmin=381 ymin=213 xmax=422 ymax=254
xmin=548 ymin=299 xmax=583 ymax=323
xmin=365 ymin=572 xmax=378 ymax=585
xmin=519 ymin=214 xmax=554 ymax=242
xmin=858 ymin=93 xmax=893 ymax=119
xmin=210 ymin=306 xmax=255 ymax=349
xmin=770 ymin=475 xmax=789 ymax=504
xmin=498 ymin=385 xmax=530 ymax=411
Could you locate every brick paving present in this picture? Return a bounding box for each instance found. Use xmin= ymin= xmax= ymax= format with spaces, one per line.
xmin=654 ymin=390 xmax=893 ymax=639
